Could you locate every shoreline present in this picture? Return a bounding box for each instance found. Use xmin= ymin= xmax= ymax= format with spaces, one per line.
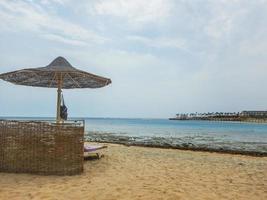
xmin=86 ymin=140 xmax=267 ymax=157
xmin=85 ymin=132 xmax=267 ymax=157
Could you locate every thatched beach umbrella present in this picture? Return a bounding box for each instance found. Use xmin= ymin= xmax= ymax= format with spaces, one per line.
xmin=0 ymin=56 xmax=111 ymax=122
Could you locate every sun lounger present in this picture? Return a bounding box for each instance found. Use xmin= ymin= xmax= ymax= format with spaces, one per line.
xmin=84 ymin=144 xmax=107 ymax=160
xmin=84 ymin=144 xmax=107 ymax=152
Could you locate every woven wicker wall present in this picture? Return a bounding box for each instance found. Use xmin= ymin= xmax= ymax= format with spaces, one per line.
xmin=0 ymin=120 xmax=84 ymax=175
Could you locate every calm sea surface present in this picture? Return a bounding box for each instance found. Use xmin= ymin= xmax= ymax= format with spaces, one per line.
xmin=3 ymin=117 xmax=267 ymax=153
xmin=84 ymin=118 xmax=267 ymax=153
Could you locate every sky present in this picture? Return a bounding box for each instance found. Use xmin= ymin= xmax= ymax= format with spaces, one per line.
xmin=0 ymin=0 xmax=267 ymax=118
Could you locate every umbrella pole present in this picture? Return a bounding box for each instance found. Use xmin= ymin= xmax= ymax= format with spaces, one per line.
xmin=56 ymin=74 xmax=62 ymax=123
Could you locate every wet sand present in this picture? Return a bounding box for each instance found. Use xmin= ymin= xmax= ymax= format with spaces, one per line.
xmin=0 ymin=143 xmax=266 ymax=200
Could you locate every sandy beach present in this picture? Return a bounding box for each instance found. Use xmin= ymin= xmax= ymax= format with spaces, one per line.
xmin=0 ymin=143 xmax=266 ymax=200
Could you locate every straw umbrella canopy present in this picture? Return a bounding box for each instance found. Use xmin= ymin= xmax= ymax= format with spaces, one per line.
xmin=0 ymin=56 xmax=111 ymax=122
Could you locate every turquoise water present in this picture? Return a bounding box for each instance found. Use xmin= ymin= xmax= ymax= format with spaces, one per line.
xmin=85 ymin=118 xmax=267 ymax=142
xmin=84 ymin=118 xmax=267 ymax=153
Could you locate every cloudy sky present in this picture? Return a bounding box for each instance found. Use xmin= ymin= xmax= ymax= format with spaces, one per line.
xmin=0 ymin=0 xmax=267 ymax=118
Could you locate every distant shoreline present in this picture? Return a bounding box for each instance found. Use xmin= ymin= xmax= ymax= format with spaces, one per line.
xmin=169 ymin=117 xmax=267 ymax=123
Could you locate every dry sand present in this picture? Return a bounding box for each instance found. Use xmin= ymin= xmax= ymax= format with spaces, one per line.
xmin=0 ymin=143 xmax=266 ymax=200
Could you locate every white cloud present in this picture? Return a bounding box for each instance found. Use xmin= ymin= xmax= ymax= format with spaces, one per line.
xmin=239 ymin=40 xmax=267 ymax=57
xmin=39 ymin=0 xmax=66 ymax=5
xmin=91 ymin=0 xmax=172 ymax=26
xmin=42 ymin=34 xmax=88 ymax=46
xmin=204 ymin=13 xmax=233 ymax=39
xmin=203 ymin=1 xmax=248 ymax=40
xmin=127 ymin=35 xmax=187 ymax=50
xmin=0 ymin=0 xmax=107 ymax=46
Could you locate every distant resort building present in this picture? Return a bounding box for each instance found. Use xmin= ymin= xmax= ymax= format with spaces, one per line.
xmin=240 ymin=111 xmax=267 ymax=117
xmin=174 ymin=112 xmax=239 ymax=120
xmin=176 ymin=114 xmax=188 ymax=120
xmin=171 ymin=110 xmax=267 ymax=121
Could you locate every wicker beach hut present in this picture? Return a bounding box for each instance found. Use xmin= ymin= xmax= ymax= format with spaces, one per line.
xmin=0 ymin=57 xmax=111 ymax=175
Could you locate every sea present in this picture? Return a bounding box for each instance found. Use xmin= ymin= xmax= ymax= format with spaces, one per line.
xmin=84 ymin=118 xmax=267 ymax=154
xmin=2 ymin=117 xmax=267 ymax=154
